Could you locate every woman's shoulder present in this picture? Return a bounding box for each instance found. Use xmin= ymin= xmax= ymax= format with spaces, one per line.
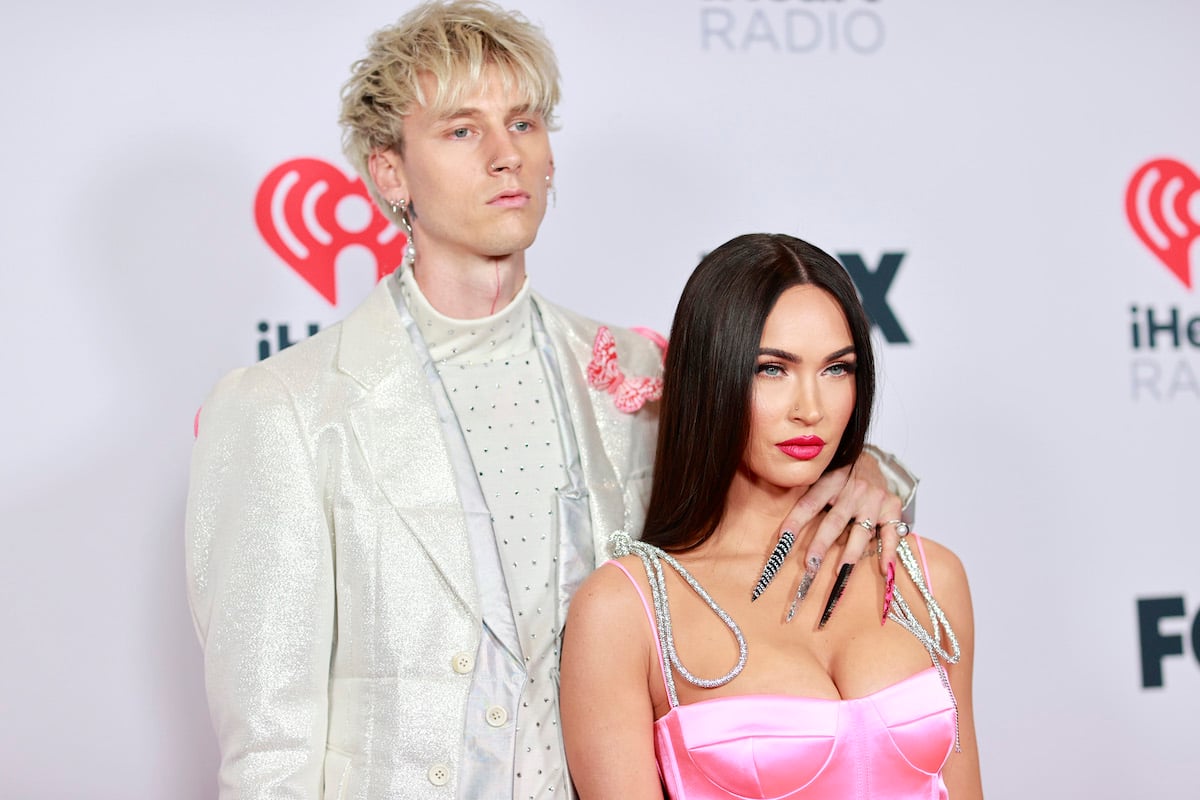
xmin=908 ymin=534 xmax=968 ymax=587
xmin=565 ymin=557 xmax=659 ymax=677
xmin=587 ymin=555 xmax=647 ymax=589
xmin=569 ymin=556 xmax=653 ymax=626
xmin=905 ymin=533 xmax=974 ymax=630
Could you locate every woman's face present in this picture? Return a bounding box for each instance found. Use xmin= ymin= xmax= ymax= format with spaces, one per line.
xmin=741 ymin=285 xmax=857 ymax=492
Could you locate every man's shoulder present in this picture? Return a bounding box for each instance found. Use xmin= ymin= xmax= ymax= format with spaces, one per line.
xmin=255 ymin=277 xmax=406 ymax=384
xmin=200 ymin=279 xmax=405 ymax=425
xmin=255 ymin=322 xmax=343 ymax=383
xmin=534 ymin=294 xmax=665 ymax=375
xmin=199 ymin=324 xmax=344 ymax=436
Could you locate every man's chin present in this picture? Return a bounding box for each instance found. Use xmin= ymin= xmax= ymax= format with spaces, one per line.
xmin=481 ymin=232 xmax=539 ymax=259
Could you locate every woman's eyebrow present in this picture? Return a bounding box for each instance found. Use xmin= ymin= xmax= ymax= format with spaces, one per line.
xmin=757 ymin=347 xmax=798 ymax=362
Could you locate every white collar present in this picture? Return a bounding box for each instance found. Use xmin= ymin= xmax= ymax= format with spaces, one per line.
xmin=397 ymin=261 xmax=535 ymax=365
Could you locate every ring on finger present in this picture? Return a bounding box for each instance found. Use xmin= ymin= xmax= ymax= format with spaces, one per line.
xmin=855 ymin=518 xmax=874 ymax=532
xmin=882 ymin=519 xmax=910 ymax=537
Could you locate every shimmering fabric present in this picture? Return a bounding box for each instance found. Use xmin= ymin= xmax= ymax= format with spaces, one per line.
xmin=185 ymin=273 xmax=662 ymax=800
xmin=609 ymin=549 xmax=955 ymax=800
xmin=400 ymin=265 xmax=575 ymax=798
xmin=863 ymin=444 xmax=919 ymax=518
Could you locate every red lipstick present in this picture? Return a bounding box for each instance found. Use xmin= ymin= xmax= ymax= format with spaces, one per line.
xmin=776 ymin=435 xmax=825 ymax=460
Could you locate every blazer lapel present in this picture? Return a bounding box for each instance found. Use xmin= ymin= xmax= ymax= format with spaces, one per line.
xmin=338 ymin=280 xmax=480 ymax=618
xmin=536 ymin=298 xmax=628 ymax=562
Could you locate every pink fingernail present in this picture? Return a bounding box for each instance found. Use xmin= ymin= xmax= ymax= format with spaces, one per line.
xmin=881 ymin=561 xmax=895 ymax=625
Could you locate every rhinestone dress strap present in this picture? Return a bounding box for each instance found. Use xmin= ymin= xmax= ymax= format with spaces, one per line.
xmin=609 ymin=532 xmax=748 ymax=708
xmin=886 ymin=535 xmax=963 ymax=751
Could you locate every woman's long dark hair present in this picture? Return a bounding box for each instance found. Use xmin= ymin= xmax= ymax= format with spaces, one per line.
xmin=640 ymin=233 xmax=876 ymax=553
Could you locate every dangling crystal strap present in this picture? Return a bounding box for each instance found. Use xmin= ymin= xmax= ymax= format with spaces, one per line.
xmin=884 ymin=537 xmax=963 ymax=751
xmin=886 ymin=539 xmax=960 ymax=664
xmin=610 ymin=532 xmax=747 ymax=708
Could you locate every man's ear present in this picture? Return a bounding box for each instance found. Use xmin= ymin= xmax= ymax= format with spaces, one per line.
xmin=368 ymin=148 xmax=406 ymax=200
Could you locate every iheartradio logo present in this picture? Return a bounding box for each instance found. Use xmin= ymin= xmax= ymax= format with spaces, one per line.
xmin=1125 ymin=158 xmax=1200 ymax=290
xmin=254 ymin=158 xmax=407 ymax=305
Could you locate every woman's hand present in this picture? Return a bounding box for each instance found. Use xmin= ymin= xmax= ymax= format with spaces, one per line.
xmin=777 ymin=453 xmax=904 ymax=624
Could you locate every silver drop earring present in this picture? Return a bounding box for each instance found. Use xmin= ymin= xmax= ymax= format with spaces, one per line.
xmin=389 ymin=198 xmax=412 ymax=233
xmin=390 ymin=198 xmax=415 ymax=260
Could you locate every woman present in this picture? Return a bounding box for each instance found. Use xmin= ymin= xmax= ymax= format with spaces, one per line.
xmin=560 ymin=234 xmax=982 ymax=798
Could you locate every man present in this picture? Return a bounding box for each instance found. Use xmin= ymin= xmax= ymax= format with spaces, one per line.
xmin=185 ymin=2 xmax=913 ymax=798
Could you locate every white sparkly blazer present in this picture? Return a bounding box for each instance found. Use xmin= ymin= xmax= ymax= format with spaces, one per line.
xmin=185 ymin=271 xmax=663 ymax=800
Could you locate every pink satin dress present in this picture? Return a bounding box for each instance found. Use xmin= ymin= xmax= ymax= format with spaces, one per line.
xmin=609 ymin=537 xmax=956 ymax=800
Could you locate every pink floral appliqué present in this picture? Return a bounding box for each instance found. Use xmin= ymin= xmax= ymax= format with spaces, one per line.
xmin=586 ymin=326 xmax=664 ymax=413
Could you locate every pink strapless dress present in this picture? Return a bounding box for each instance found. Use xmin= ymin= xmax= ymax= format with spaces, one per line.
xmin=609 ymin=537 xmax=957 ymax=800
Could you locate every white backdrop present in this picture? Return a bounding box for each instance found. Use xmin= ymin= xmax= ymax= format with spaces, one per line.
xmin=2 ymin=1 xmax=1198 ymax=797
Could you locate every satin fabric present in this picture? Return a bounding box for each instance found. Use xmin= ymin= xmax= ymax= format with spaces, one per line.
xmin=655 ymin=670 xmax=954 ymax=799
xmin=609 ymin=556 xmax=955 ymax=800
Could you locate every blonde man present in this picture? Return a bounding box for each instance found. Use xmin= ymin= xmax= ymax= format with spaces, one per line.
xmin=186 ymin=2 xmax=914 ymax=798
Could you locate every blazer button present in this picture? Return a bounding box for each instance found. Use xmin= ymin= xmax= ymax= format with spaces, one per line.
xmin=485 ymin=705 xmax=509 ymax=727
xmin=427 ymin=763 xmax=451 ymax=786
xmin=450 ymin=652 xmax=475 ymax=674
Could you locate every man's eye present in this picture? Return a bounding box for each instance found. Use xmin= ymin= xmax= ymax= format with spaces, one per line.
xmin=451 ymin=127 xmax=470 ymax=138
xmin=513 ymin=120 xmax=531 ymax=132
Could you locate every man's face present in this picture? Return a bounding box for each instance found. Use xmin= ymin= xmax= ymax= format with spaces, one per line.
xmin=390 ymin=66 xmax=554 ymax=265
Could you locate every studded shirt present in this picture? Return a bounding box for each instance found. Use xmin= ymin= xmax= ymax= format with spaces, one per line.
xmin=399 ymin=266 xmax=571 ymax=799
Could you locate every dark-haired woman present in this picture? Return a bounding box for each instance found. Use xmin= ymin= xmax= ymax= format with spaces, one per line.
xmin=560 ymin=234 xmax=982 ymax=799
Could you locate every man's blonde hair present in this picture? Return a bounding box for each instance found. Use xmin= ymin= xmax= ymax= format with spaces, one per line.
xmin=339 ymin=0 xmax=561 ymax=197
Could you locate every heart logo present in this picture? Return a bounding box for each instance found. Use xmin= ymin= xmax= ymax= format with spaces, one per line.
xmin=254 ymin=158 xmax=408 ymax=305
xmin=1125 ymin=158 xmax=1200 ymax=289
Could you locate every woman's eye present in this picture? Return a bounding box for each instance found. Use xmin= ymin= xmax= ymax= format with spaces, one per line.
xmin=756 ymin=364 xmax=784 ymax=377
xmin=825 ymin=362 xmax=855 ymax=377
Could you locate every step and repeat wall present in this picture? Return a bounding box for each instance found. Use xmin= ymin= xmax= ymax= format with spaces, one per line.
xmin=2 ymin=1 xmax=1197 ymax=796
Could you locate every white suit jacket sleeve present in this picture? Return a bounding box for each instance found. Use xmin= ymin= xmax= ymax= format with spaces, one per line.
xmin=862 ymin=443 xmax=919 ymax=521
xmin=186 ymin=365 xmax=334 ymax=800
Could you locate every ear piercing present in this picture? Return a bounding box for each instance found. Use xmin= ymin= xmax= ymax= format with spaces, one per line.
xmin=388 ymin=198 xmax=415 ymax=259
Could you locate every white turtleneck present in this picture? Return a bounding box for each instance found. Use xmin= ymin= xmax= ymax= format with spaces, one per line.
xmin=398 ymin=265 xmax=571 ymax=800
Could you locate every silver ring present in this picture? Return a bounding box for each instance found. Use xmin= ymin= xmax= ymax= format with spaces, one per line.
xmin=883 ymin=519 xmax=910 ymax=537
xmin=855 ymin=518 xmax=874 ymax=532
